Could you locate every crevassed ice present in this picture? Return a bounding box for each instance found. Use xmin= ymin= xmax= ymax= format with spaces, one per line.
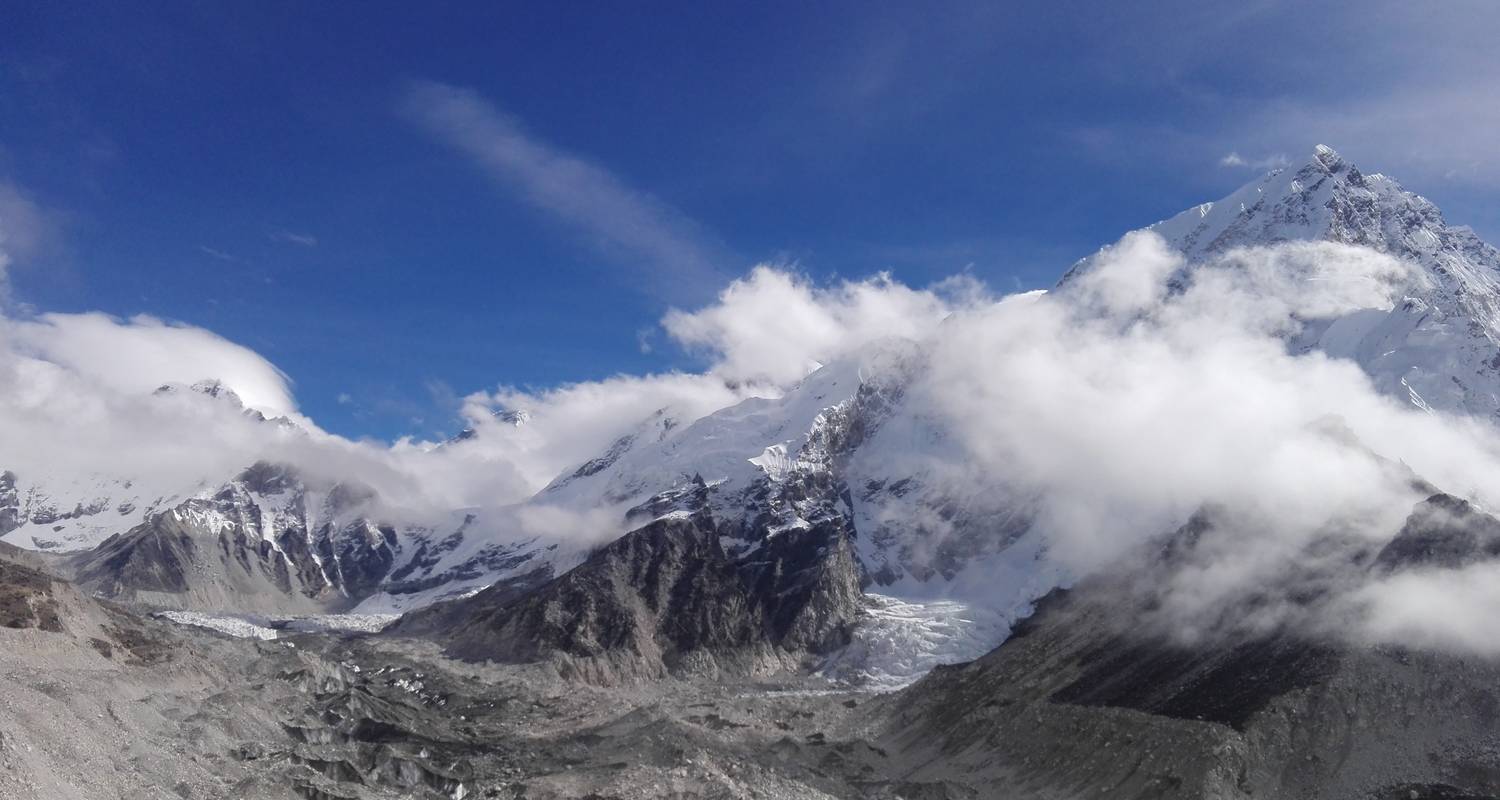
xmin=819 ymin=594 xmax=1017 ymax=691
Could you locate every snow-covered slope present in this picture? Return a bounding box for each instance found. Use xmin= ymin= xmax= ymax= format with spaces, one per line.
xmin=537 ymin=353 xmax=875 ymax=537
xmin=0 ymin=467 xmax=193 ymax=552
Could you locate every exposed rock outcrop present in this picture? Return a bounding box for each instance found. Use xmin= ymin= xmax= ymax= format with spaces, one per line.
xmin=393 ymin=513 xmax=863 ymax=683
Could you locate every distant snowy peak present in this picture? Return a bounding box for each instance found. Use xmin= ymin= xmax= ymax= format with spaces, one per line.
xmin=1148 ymin=145 xmax=1499 ymax=280
xmin=442 ymin=407 xmax=532 ymax=446
xmin=1072 ymin=145 xmax=1500 ymax=419
xmin=154 ymin=377 xmax=303 ymax=428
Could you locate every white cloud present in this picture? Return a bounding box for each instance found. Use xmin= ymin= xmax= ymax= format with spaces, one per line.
xmin=198 ymin=245 xmax=239 ymax=263
xmin=0 ymin=181 xmax=49 ymax=303
xmin=1219 ymin=151 xmax=1289 ymax=171
xmin=1345 ymin=563 xmax=1500 ymax=656
xmin=888 ymin=232 xmax=1500 ymax=650
xmin=451 ymin=371 xmax=747 ymax=496
xmin=662 ymin=265 xmax=967 ymax=385
xmin=5 ymin=312 xmax=299 ymax=416
xmin=416 ymin=264 xmax=973 ymax=504
xmin=270 ymin=230 xmax=318 ymax=247
xmin=400 ymin=80 xmax=729 ymax=295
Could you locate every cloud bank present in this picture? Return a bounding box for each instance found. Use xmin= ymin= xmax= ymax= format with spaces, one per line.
xmin=897 ymin=232 xmax=1500 ymax=652
xmin=7 ymin=312 xmax=299 ymax=416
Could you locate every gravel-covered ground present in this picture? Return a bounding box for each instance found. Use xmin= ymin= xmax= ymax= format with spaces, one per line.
xmin=0 ymin=605 xmax=946 ymax=800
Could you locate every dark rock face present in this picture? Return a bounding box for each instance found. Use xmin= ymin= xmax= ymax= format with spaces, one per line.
xmin=0 ymin=471 xmax=19 ymax=536
xmin=442 ymin=516 xmax=762 ymax=669
xmin=74 ymin=514 xmax=199 ymax=597
xmin=1031 ymin=589 xmax=1341 ymax=731
xmin=0 ymin=556 xmax=64 ymax=632
xmin=397 ymin=513 xmax=863 ymax=681
xmin=740 ymin=520 xmax=863 ymax=654
xmin=237 ymin=461 xmax=300 ymax=495
xmin=386 ymin=565 xmax=554 ymax=639
xmin=70 ymin=507 xmax=264 ymax=603
xmin=1375 ymin=493 xmax=1500 ymax=571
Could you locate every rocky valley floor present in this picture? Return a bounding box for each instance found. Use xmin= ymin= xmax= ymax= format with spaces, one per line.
xmin=0 ymin=613 xmax=933 ymax=800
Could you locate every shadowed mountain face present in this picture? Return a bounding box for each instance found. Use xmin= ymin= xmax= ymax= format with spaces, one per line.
xmin=1375 ymin=493 xmax=1500 ymax=571
xmin=392 ymin=513 xmax=864 ymax=682
xmin=875 ymin=495 xmax=1500 ymax=800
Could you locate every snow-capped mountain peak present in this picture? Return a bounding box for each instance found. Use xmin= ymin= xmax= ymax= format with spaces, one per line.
xmin=1068 ymin=145 xmax=1500 ymax=419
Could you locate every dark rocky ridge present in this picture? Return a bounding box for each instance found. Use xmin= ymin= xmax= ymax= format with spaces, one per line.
xmin=0 ymin=470 xmax=19 ymax=536
xmin=392 ymin=512 xmax=864 ymax=682
xmin=1375 ymin=493 xmax=1500 ymax=571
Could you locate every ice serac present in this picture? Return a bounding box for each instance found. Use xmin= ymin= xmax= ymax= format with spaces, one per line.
xmin=1070 ymin=144 xmax=1500 ymax=419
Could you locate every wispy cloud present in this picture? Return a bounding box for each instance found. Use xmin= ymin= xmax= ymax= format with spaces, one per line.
xmin=270 ymin=230 xmax=318 ymax=248
xmin=0 ymin=180 xmax=50 ymax=304
xmin=198 ymin=245 xmax=239 ymax=263
xmin=398 ymin=80 xmax=730 ymax=298
xmin=1219 ymin=151 xmax=1289 ymax=171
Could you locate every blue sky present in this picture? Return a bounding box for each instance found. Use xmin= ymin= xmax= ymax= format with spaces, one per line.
xmin=3 ymin=1 xmax=1498 ymax=441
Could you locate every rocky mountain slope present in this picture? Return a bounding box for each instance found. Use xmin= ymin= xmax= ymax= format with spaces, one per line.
xmin=873 ymin=490 xmax=1500 ymax=799
xmin=0 ymin=547 xmax=939 ymax=799
xmin=391 ymin=511 xmax=863 ymax=682
xmin=67 ymin=460 xmax=553 ymax=615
